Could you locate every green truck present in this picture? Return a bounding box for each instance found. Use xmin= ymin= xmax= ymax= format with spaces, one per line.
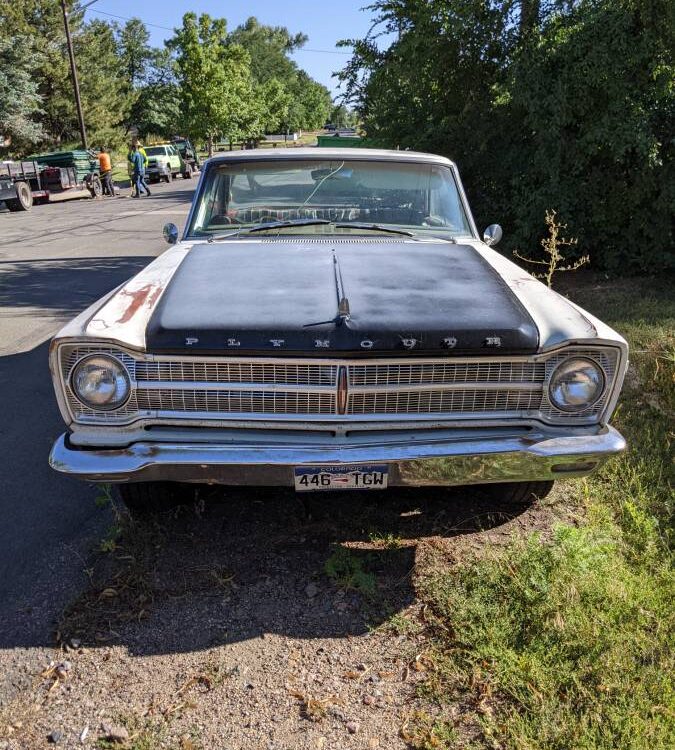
xmin=144 ymin=144 xmax=193 ymax=183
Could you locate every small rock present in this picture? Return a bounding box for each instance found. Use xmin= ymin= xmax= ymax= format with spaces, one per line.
xmin=362 ymin=694 xmax=375 ymax=706
xmin=245 ymin=682 xmax=254 ymax=690
xmin=305 ymin=583 xmax=319 ymax=598
xmin=47 ymin=731 xmax=63 ymax=744
xmin=103 ymin=725 xmax=129 ymax=743
xmin=368 ymin=674 xmax=380 ymax=684
xmin=346 ymin=721 xmax=359 ymax=734
xmin=79 ymin=726 xmax=89 ymax=743
xmin=368 ymin=739 xmax=379 ymax=749
xmin=69 ymin=638 xmax=82 ymax=650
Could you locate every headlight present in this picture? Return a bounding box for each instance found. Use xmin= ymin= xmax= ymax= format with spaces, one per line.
xmin=548 ymin=357 xmax=605 ymax=411
xmin=70 ymin=355 xmax=130 ymax=410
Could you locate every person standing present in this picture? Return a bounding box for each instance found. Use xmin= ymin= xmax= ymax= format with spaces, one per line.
xmin=127 ymin=138 xmax=148 ymax=197
xmin=129 ymin=143 xmax=151 ymax=198
xmin=97 ymin=146 xmax=115 ymax=197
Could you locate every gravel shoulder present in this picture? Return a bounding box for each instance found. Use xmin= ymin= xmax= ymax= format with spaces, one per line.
xmin=0 ymin=484 xmax=575 ymax=749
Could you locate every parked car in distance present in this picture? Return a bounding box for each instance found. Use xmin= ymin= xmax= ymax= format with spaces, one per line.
xmin=144 ymin=144 xmax=191 ymax=183
xmin=48 ymin=148 xmax=628 ymax=515
xmin=171 ymin=137 xmax=200 ymax=173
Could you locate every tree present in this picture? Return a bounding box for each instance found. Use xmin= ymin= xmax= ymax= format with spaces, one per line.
xmin=258 ymin=78 xmax=292 ymax=134
xmin=131 ymin=48 xmax=181 ymax=139
xmin=288 ymin=72 xmax=332 ymax=131
xmin=329 ymin=104 xmax=356 ymax=129
xmin=171 ymin=12 xmax=257 ymax=155
xmin=118 ymin=18 xmax=152 ymax=90
xmin=0 ymin=36 xmax=44 ymax=152
xmin=339 ymin=0 xmax=674 ymax=273
xmin=229 ymin=16 xmax=306 ymax=85
xmin=0 ymin=1 xmax=129 ymax=149
xmin=231 ymin=16 xmax=332 ymax=133
xmin=75 ymin=19 xmax=129 ymax=148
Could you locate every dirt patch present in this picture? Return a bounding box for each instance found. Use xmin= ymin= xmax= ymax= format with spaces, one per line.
xmin=0 ymin=483 xmax=574 ymax=749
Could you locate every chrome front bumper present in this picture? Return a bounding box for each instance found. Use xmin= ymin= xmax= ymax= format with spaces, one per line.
xmin=49 ymin=426 xmax=626 ymax=486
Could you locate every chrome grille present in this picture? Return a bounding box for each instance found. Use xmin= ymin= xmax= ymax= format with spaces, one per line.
xmin=57 ymin=346 xmax=621 ymax=425
xmin=349 ymin=361 xmax=545 ymax=386
xmin=135 ymin=361 xmax=337 ymax=385
xmin=349 ymin=389 xmax=541 ymax=415
xmin=135 ymin=389 xmax=335 ymax=415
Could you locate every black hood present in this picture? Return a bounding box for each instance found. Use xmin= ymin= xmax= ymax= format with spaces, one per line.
xmin=145 ymin=240 xmax=539 ymax=355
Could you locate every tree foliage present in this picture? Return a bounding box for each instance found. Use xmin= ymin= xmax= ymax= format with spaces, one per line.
xmin=232 ymin=16 xmax=333 ymax=133
xmin=171 ymin=13 xmax=258 ymax=152
xmin=340 ymin=0 xmax=674 ymax=273
xmin=0 ymin=3 xmax=331 ymax=155
xmin=0 ymin=36 xmax=44 ymax=149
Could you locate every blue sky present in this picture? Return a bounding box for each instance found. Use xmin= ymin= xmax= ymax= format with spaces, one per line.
xmin=86 ymin=1 xmax=379 ymax=97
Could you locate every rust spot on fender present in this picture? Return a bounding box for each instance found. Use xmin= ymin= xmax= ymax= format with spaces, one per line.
xmin=116 ymin=283 xmax=163 ymax=324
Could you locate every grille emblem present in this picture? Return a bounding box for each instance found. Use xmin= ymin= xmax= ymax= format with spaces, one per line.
xmin=337 ymin=366 xmax=348 ymax=414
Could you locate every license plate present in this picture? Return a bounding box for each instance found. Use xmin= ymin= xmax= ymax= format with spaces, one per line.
xmin=294 ymin=464 xmax=388 ymax=492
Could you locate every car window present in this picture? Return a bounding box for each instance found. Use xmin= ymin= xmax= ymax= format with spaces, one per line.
xmin=188 ymin=159 xmax=474 ymax=239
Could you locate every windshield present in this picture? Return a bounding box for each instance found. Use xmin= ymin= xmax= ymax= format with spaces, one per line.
xmin=187 ymin=159 xmax=473 ymax=239
xmin=145 ymin=146 xmax=166 ymax=156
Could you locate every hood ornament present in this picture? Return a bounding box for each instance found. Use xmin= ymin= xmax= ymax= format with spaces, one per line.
xmin=303 ymin=249 xmax=351 ymax=329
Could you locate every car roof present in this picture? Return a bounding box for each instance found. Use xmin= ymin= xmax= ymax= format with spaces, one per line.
xmin=205 ymin=147 xmax=455 ymax=168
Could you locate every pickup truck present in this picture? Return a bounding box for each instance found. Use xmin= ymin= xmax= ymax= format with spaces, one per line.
xmin=144 ymin=144 xmax=191 ymax=183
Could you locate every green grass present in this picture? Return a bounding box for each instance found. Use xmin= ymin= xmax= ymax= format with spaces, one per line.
xmin=324 ymin=545 xmax=377 ymax=597
xmin=412 ymin=276 xmax=674 ymax=750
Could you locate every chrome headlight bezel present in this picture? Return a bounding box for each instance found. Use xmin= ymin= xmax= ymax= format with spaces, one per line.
xmin=547 ymin=356 xmax=606 ymax=412
xmin=69 ymin=353 xmax=131 ymax=411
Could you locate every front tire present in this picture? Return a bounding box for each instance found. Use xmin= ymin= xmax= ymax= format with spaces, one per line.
xmin=479 ymin=480 xmax=554 ymax=505
xmin=6 ymin=181 xmax=33 ymax=211
xmin=117 ymin=481 xmax=195 ymax=517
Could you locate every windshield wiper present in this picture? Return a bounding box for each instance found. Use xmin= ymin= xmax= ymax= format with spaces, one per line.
xmin=205 ymin=218 xmax=420 ymax=241
xmin=207 ymin=218 xmax=331 ymax=241
xmin=333 ymin=222 xmax=415 ymax=237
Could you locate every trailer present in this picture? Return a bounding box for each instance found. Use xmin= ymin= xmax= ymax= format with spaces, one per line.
xmin=0 ymin=161 xmax=48 ymax=211
xmin=39 ymin=165 xmax=102 ymax=200
xmin=33 ymin=150 xmax=102 ymax=201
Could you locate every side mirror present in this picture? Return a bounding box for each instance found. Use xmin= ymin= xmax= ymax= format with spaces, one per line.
xmin=483 ymin=224 xmax=503 ymax=246
xmin=163 ymin=222 xmax=179 ymax=245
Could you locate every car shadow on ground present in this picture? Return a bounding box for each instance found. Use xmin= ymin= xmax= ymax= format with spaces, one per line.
xmin=0 ymin=256 xmax=156 ymax=316
xmin=55 ymin=484 xmax=536 ymax=656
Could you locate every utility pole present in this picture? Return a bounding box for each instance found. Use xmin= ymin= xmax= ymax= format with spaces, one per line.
xmin=60 ymin=0 xmax=88 ymax=150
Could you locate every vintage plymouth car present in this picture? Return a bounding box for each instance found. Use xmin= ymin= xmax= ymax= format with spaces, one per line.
xmin=49 ymin=148 xmax=627 ymax=513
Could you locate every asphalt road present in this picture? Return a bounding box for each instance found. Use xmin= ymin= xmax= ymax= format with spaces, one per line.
xmin=0 ymin=179 xmax=195 ymax=647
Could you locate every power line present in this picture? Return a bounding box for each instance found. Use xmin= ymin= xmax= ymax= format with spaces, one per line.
xmin=89 ymin=8 xmax=351 ymax=53
xmin=89 ymin=8 xmax=173 ymax=31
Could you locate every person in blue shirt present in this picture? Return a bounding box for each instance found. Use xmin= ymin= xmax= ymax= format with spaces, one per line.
xmin=128 ymin=143 xmax=151 ymax=198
